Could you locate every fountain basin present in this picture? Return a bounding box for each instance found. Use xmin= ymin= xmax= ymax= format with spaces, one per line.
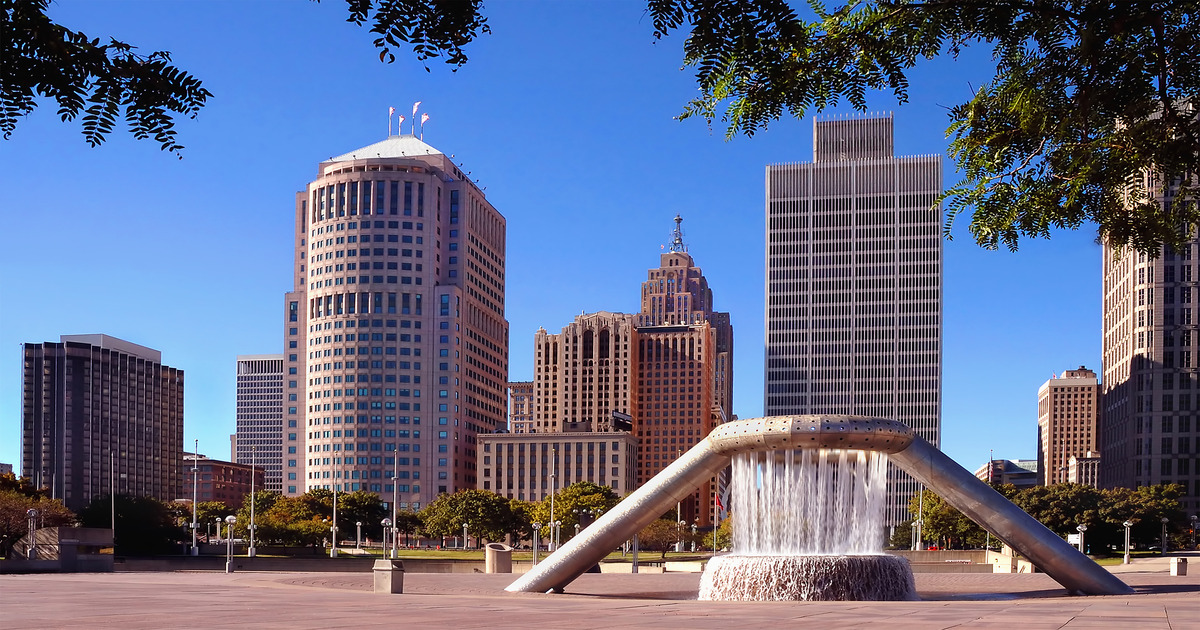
xmin=698 ymin=555 xmax=917 ymax=601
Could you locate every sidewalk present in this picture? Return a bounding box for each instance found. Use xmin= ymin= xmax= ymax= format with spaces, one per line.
xmin=1 ymin=567 xmax=1197 ymax=629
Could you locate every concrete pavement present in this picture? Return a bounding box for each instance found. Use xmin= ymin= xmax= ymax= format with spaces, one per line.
xmin=1 ymin=562 xmax=1198 ymax=629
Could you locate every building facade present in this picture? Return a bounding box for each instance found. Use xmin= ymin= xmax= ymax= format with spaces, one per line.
xmin=507 ymin=381 xmax=534 ymax=433
xmin=1037 ymin=367 xmax=1100 ymax=486
xmin=533 ymin=312 xmax=638 ymax=434
xmin=234 ymin=355 xmax=285 ymax=493
xmin=289 ymin=134 xmax=509 ymax=511
xmin=21 ymin=335 xmax=184 ymax=511
xmin=1068 ymin=452 xmax=1101 ymax=488
xmin=1102 ymin=203 xmax=1200 ymax=512
xmin=974 ymin=459 xmax=1039 ymax=489
xmin=764 ymin=115 xmax=942 ymax=528
xmin=477 ymin=431 xmax=638 ymax=501
xmin=184 ymin=453 xmax=265 ymax=508
xmin=0 ymin=463 xmax=13 ymax=476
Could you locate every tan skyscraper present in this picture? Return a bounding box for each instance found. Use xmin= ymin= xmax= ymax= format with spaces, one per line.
xmin=287 ymin=134 xmax=508 ymax=510
xmin=1038 ymin=367 xmax=1100 ymax=485
xmin=507 ymin=381 xmax=534 ymax=433
xmin=634 ymin=217 xmax=733 ymax=525
xmin=533 ymin=312 xmax=638 ymax=433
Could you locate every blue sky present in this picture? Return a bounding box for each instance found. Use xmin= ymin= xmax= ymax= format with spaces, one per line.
xmin=0 ymin=1 xmax=1101 ymax=474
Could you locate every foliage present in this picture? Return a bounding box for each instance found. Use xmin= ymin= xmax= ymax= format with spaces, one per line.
xmin=909 ymin=483 xmax=1186 ymax=554
xmin=332 ymin=0 xmax=490 ymax=68
xmin=77 ymin=494 xmax=184 ymax=556
xmin=647 ymin=0 xmax=1200 ymax=254
xmin=526 ymin=481 xmax=621 ymax=542
xmin=419 ymin=489 xmax=522 ymax=542
xmin=2 ymin=0 xmax=211 ymax=155
xmin=0 ymin=490 xmax=74 ymax=557
xmin=0 ymin=472 xmax=48 ymax=499
xmin=702 ymin=516 xmax=732 ymax=552
xmin=636 ymin=518 xmax=688 ymax=560
xmin=193 ymin=500 xmax=234 ymax=527
xmin=333 ymin=490 xmax=388 ymax=539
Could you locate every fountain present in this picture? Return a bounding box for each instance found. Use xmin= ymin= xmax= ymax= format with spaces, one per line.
xmin=506 ymin=415 xmax=1132 ymax=599
xmin=697 ymin=448 xmax=915 ymax=601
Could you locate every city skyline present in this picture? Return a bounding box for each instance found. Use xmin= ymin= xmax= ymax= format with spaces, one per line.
xmin=0 ymin=1 xmax=1102 ymax=479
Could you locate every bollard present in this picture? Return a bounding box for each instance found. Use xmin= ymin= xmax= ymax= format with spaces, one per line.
xmin=1169 ymin=557 xmax=1187 ymax=577
xmin=485 ymin=542 xmax=513 ymax=574
xmin=373 ymin=558 xmax=405 ymax=593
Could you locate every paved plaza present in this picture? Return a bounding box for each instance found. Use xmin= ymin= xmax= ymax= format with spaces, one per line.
xmin=2 ymin=556 xmax=1198 ymax=629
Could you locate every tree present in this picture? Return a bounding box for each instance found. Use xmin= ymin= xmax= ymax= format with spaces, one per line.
xmin=527 ymin=481 xmax=622 ymax=543
xmin=908 ymin=489 xmax=987 ymax=549
xmin=637 ymin=518 xmax=688 ymax=560
xmin=649 ymin=0 xmax=1200 ymax=254
xmin=77 ymin=494 xmax=184 ymax=556
xmin=2 ymin=0 xmax=211 ymax=156
xmin=702 ymin=516 xmax=732 ymax=552
xmin=335 ymin=490 xmax=388 ymax=540
xmin=11 ymin=2 xmax=1199 ymax=254
xmin=419 ymin=489 xmax=520 ymax=543
xmin=0 ymin=490 xmax=74 ymax=558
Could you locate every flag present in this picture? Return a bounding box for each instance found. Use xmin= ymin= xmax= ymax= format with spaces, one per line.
xmin=421 ymin=113 xmax=430 ymax=124
xmin=715 ymin=493 xmax=724 ymax=513
xmin=398 ymin=114 xmax=405 ymax=126
xmin=412 ymin=101 xmax=421 ymax=116
xmin=389 ymin=106 xmax=395 ymax=116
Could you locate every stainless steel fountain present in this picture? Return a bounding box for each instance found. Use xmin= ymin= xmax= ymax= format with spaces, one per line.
xmin=506 ymin=415 xmax=1132 ymax=598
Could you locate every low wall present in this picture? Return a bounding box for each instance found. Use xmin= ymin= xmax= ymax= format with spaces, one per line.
xmin=115 ymin=555 xmax=492 ymax=573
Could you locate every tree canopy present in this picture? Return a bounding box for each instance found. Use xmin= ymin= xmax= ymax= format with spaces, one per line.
xmin=6 ymin=0 xmax=1200 ymax=253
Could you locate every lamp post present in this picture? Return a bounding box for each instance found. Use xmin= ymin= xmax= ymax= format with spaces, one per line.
xmin=330 ymin=484 xmax=339 ymax=558
xmin=691 ymin=524 xmax=698 ymax=552
xmin=553 ymin=520 xmax=562 ymax=551
xmin=1076 ymin=524 xmax=1088 ymax=555
xmin=356 ymin=521 xmax=363 ymax=550
xmin=249 ymin=445 xmax=257 ymax=558
xmin=224 ymin=515 xmax=237 ymax=573
xmin=191 ymin=439 xmax=199 ymax=556
xmin=215 ymin=517 xmax=223 ymax=544
xmin=1161 ymin=517 xmax=1170 ymax=555
xmin=382 ymin=518 xmax=392 ymax=554
xmin=391 ymin=443 xmax=400 ymax=557
xmin=462 ymin=522 xmax=469 ymax=550
xmin=549 ymin=448 xmax=557 ymax=551
xmin=26 ymin=508 xmax=38 ymax=559
xmin=1123 ymin=520 xmax=1134 ymax=564
xmin=532 ymin=522 xmax=542 ymax=565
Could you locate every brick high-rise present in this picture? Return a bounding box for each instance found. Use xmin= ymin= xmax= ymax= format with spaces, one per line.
xmin=288 ymin=134 xmax=508 ymax=510
xmin=1037 ymin=367 xmax=1100 ymax=486
xmin=764 ymin=115 xmax=942 ymax=530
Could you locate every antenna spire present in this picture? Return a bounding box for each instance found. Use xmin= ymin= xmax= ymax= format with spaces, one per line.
xmin=668 ymin=214 xmax=687 ymax=253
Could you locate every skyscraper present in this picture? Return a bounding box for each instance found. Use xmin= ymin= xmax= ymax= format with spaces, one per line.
xmin=21 ymin=334 xmax=184 ymax=511
xmin=533 ymin=312 xmax=638 ymax=434
xmin=633 ymin=217 xmax=733 ymax=525
xmin=507 ymin=381 xmax=534 ymax=433
xmin=234 ymin=354 xmax=284 ymax=493
xmin=764 ymin=115 xmax=942 ymax=528
xmin=288 ymin=134 xmax=508 ymax=510
xmin=1102 ymin=189 xmax=1200 ymax=512
xmin=1037 ymin=366 xmax=1100 ymax=486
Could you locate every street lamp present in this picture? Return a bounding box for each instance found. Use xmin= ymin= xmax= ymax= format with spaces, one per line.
xmin=1161 ymin=517 xmax=1170 ymax=555
xmin=224 ymin=515 xmax=237 ymax=573
xmin=678 ymin=520 xmax=687 ymax=553
xmin=26 ymin=509 xmax=39 ymax=559
xmin=553 ymin=520 xmax=562 ymax=551
xmin=330 ymin=483 xmax=339 ymax=558
xmin=382 ymin=518 xmax=392 ymax=555
xmin=1076 ymin=524 xmax=1088 ymax=554
xmin=249 ymin=445 xmax=257 ymax=558
xmin=191 ymin=439 xmax=199 ymax=556
xmin=463 ymin=522 xmax=469 ymax=550
xmin=691 ymin=524 xmax=698 ymax=552
xmin=912 ymin=519 xmax=923 ymax=551
xmin=357 ymin=521 xmax=363 ymax=550
xmin=215 ymin=517 xmax=224 ymax=544
xmin=1123 ymin=520 xmax=1133 ymax=564
xmin=532 ymin=522 xmax=542 ymax=565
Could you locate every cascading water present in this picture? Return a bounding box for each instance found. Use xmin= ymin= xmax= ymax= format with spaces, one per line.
xmin=698 ymin=448 xmax=916 ymax=601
